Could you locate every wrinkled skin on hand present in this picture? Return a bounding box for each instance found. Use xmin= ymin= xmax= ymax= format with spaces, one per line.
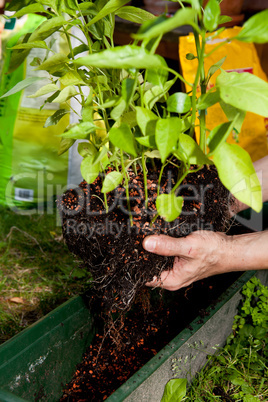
xmin=143 ymin=231 xmax=235 ymax=291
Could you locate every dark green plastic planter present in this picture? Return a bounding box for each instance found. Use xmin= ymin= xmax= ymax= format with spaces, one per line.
xmin=1 ymin=270 xmax=267 ymax=402
xmin=0 ymin=296 xmax=94 ymax=402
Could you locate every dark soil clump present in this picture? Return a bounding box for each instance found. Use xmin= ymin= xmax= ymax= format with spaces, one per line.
xmin=59 ymin=164 xmax=231 ymax=315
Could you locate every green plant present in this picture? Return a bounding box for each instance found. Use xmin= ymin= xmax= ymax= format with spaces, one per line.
xmin=2 ymin=0 xmax=268 ymax=222
xmin=162 ymin=277 xmax=268 ymax=401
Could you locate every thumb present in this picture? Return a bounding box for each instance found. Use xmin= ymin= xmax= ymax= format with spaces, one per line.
xmin=143 ymin=235 xmax=186 ymax=257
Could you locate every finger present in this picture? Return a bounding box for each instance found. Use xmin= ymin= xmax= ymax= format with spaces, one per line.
xmin=143 ymin=235 xmax=189 ymax=257
xmin=146 ymin=258 xmax=194 ymax=291
xmin=145 ymin=275 xmax=161 ymax=288
xmin=145 ymin=268 xmax=182 ymax=291
xmin=145 ymin=271 xmax=170 ymax=288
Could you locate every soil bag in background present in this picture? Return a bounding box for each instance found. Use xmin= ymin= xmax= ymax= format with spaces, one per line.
xmin=179 ymin=27 xmax=268 ymax=162
xmin=0 ymin=13 xmax=82 ymax=212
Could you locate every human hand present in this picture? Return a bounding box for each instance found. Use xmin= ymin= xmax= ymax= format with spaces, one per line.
xmin=143 ymin=230 xmax=234 ymax=291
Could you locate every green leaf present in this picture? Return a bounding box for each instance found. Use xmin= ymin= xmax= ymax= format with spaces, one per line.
xmin=30 ymin=16 xmax=68 ymax=42
xmin=216 ymin=70 xmax=268 ymax=117
xmin=220 ymin=101 xmax=246 ymax=133
xmin=144 ymin=78 xmax=176 ymax=110
xmin=93 ymin=146 xmax=109 ymax=166
xmin=156 ymin=194 xmax=184 ymax=222
xmin=136 ymin=14 xmax=167 ymax=36
xmin=156 ymin=117 xmax=181 ymax=163
xmin=218 ymin=15 xmax=232 ymax=25
xmin=62 ymin=122 xmax=99 ymax=139
xmin=52 ymin=86 xmax=79 ymax=103
xmin=196 ymin=89 xmax=221 ymax=110
xmin=58 ymin=137 xmax=75 ymax=156
xmin=87 ymin=19 xmax=104 ymax=41
xmin=213 ymin=143 xmax=262 ymax=212
xmin=65 ymin=0 xmax=77 ymax=10
xmin=116 ymin=6 xmax=155 ymax=24
xmin=80 ymin=156 xmax=100 ymax=184
xmin=161 ymin=378 xmax=187 ymax=402
xmin=71 ymin=44 xmax=89 ymax=58
xmin=109 ymin=123 xmax=137 ymax=156
xmin=60 ymin=71 xmax=86 ymax=86
xmin=236 ymin=10 xmax=268 ymax=44
xmin=41 ymin=90 xmax=61 ymax=108
xmin=12 ymin=3 xmax=47 ymax=18
xmin=11 ymin=40 xmax=51 ymax=51
xmin=167 ymin=92 xmax=191 ymax=114
xmin=110 ymin=98 xmax=127 ymax=120
xmin=117 ymin=111 xmax=137 ymax=129
xmin=87 ymin=0 xmax=133 ymax=26
xmin=101 ymin=171 xmax=123 ymax=193
xmin=136 ymin=135 xmax=156 ymax=148
xmin=77 ymin=142 xmax=97 ymax=158
xmin=122 ymin=78 xmax=136 ymax=106
xmin=6 ymin=0 xmax=31 ymax=11
xmin=44 ymin=109 xmax=69 ymax=128
xmin=79 ymin=1 xmax=97 ymax=10
xmin=147 ymin=58 xmax=169 ymax=88
xmin=0 ymin=77 xmax=44 ymax=99
xmin=207 ymin=56 xmax=226 ymax=78
xmin=181 ymin=117 xmax=191 ymax=132
xmin=243 ymin=396 xmax=260 ymax=402
xmin=230 ymin=375 xmax=248 ymax=386
xmin=28 ymin=83 xmax=60 ymax=98
xmin=136 ymin=107 xmax=159 ymax=136
xmin=145 ymin=150 xmax=161 ymax=159
xmin=35 ymin=53 xmax=69 ymax=74
xmin=178 ymin=133 xmax=211 ymax=165
xmin=203 ymin=0 xmax=220 ymax=32
xmin=207 ymin=119 xmax=237 ymax=154
xmin=73 ymin=46 xmax=165 ymax=69
xmin=134 ymin=8 xmax=198 ymax=40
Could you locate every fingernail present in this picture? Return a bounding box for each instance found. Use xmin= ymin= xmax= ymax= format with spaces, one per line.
xmin=144 ymin=237 xmax=157 ymax=252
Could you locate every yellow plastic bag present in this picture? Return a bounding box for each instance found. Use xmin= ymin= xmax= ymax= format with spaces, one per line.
xmin=179 ymin=27 xmax=268 ymax=162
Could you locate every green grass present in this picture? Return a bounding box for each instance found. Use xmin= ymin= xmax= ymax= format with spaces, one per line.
xmin=184 ymin=347 xmax=268 ymax=401
xmin=0 ymin=205 xmax=90 ymax=344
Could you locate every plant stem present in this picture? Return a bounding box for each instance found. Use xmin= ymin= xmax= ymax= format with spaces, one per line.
xmin=150 ymin=212 xmax=159 ymax=225
xmin=205 ymin=38 xmax=230 ymax=59
xmin=75 ymin=0 xmax=93 ymax=54
xmin=199 ymin=35 xmax=208 ymax=154
xmin=166 ymin=67 xmax=193 ymax=88
xmin=120 ymin=149 xmax=133 ymax=226
xmin=190 ymin=28 xmax=207 ymax=153
xmin=172 ymin=165 xmax=203 ymax=194
xmin=157 ymin=163 xmax=166 ymax=196
xmin=141 ymin=151 xmax=148 ymax=209
xmin=103 ymin=190 xmax=108 ymax=213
